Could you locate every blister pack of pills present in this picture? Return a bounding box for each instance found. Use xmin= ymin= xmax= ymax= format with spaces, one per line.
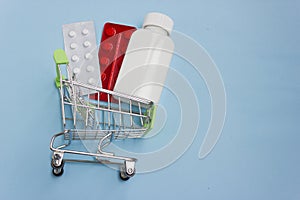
xmin=62 ymin=21 xmax=101 ymax=95
xmin=90 ymin=22 xmax=136 ymax=101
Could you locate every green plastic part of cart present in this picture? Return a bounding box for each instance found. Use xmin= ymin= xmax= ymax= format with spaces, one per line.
xmin=144 ymin=105 xmax=157 ymax=132
xmin=53 ymin=49 xmax=69 ymax=88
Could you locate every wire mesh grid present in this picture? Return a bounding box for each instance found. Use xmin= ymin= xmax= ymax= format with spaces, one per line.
xmin=59 ymin=64 xmax=154 ymax=142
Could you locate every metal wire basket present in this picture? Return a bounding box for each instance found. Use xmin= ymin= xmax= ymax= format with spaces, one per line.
xmin=50 ymin=49 xmax=155 ymax=180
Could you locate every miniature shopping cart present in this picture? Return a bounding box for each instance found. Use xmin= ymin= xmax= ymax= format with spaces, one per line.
xmin=50 ymin=49 xmax=155 ymax=180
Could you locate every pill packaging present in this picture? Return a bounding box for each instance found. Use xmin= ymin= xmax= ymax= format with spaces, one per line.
xmin=90 ymin=22 xmax=136 ymax=101
xmin=62 ymin=21 xmax=101 ymax=95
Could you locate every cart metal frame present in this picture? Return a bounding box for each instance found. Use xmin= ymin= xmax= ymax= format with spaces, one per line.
xmin=50 ymin=49 xmax=155 ymax=180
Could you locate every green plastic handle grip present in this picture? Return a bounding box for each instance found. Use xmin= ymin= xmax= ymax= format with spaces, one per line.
xmin=144 ymin=105 xmax=157 ymax=131
xmin=53 ymin=49 xmax=69 ymax=88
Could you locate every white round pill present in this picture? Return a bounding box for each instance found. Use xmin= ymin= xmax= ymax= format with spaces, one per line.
xmin=71 ymin=55 xmax=79 ymax=62
xmin=85 ymin=53 xmax=92 ymax=60
xmin=83 ymin=41 xmax=90 ymax=47
xmin=86 ymin=65 xmax=94 ymax=72
xmin=70 ymin=43 xmax=77 ymax=49
xmin=68 ymin=31 xmax=76 ymax=38
xmin=73 ymin=67 xmax=80 ymax=74
xmin=88 ymin=78 xmax=95 ymax=84
xmin=82 ymin=29 xmax=89 ymax=35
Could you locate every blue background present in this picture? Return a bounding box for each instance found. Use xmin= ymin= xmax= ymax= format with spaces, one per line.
xmin=0 ymin=0 xmax=299 ymax=199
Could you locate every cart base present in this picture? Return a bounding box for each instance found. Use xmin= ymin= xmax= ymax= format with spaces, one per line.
xmin=50 ymin=131 xmax=136 ymax=180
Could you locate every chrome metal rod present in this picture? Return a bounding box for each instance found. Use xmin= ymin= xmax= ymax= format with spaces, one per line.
xmin=50 ymin=131 xmax=136 ymax=162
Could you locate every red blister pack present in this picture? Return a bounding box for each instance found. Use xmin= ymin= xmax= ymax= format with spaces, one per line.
xmin=90 ymin=22 xmax=136 ymax=101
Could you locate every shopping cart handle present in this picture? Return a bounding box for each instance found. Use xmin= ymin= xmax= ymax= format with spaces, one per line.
xmin=54 ymin=49 xmax=69 ymax=64
xmin=53 ymin=49 xmax=69 ymax=88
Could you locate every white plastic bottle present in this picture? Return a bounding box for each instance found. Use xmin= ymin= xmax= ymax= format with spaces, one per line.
xmin=114 ymin=12 xmax=174 ymax=103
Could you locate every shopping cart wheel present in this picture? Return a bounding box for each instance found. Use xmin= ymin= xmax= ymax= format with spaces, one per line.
xmin=119 ymin=170 xmax=130 ymax=181
xmin=119 ymin=165 xmax=135 ymax=181
xmin=52 ymin=167 xmax=64 ymax=176
xmin=51 ymin=161 xmax=65 ymax=176
xmin=51 ymin=157 xmax=65 ymax=177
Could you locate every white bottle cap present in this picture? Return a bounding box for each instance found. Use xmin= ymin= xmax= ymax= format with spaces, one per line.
xmin=142 ymin=12 xmax=174 ymax=35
